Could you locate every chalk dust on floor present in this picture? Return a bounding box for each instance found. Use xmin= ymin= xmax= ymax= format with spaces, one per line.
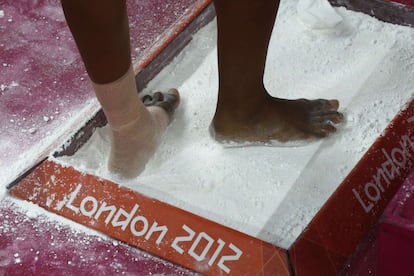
xmin=56 ymin=0 xmax=414 ymax=248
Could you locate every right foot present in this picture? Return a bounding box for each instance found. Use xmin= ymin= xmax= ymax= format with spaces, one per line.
xmin=211 ymin=96 xmax=343 ymax=143
xmin=108 ymin=89 xmax=180 ymax=178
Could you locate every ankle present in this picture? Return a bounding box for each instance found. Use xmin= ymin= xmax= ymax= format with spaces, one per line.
xmin=106 ymin=101 xmax=150 ymax=131
xmin=216 ymin=85 xmax=270 ymax=115
xmin=92 ymin=64 xmax=151 ymax=129
xmin=214 ymin=97 xmax=271 ymax=124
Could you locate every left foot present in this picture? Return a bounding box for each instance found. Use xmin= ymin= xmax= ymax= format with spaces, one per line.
xmin=211 ymin=95 xmax=343 ymax=143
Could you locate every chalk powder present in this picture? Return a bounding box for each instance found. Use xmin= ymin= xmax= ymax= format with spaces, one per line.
xmin=28 ymin=0 xmax=414 ymax=248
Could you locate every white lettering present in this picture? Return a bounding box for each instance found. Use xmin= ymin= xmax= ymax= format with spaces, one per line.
xmin=217 ymin=243 xmax=242 ymax=274
xmin=208 ymin=239 xmax=226 ymax=266
xmin=172 ymin=225 xmax=195 ymax=254
xmin=65 ymin=184 xmax=82 ymax=213
xmin=381 ymin=149 xmax=398 ymax=182
xmin=111 ymin=204 xmax=139 ymax=231
xmin=372 ymin=170 xmax=386 ymax=192
xmin=145 ymin=222 xmax=168 ymax=245
xmin=188 ymin=232 xmax=214 ymax=261
xmin=391 ymin=147 xmax=407 ymax=168
xmin=364 ymin=182 xmax=381 ymax=202
xmin=60 ymin=186 xmax=247 ymax=273
xmin=353 ymin=188 xmax=374 ymax=213
xmin=354 ymin=134 xmax=414 ymax=213
xmin=80 ymin=196 xmax=98 ymax=217
xmin=130 ymin=216 xmax=149 ymax=236
xmin=94 ymin=201 xmax=117 ymax=224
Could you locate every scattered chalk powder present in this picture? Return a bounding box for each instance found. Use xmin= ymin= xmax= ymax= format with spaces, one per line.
xmin=7 ymin=0 xmax=414 ymax=251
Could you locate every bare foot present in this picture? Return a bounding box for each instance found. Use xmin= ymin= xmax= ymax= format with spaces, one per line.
xmin=108 ymin=89 xmax=180 ymax=178
xmin=211 ymin=95 xmax=343 ymax=143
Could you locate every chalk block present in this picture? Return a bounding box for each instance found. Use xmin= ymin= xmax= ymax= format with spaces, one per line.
xmin=378 ymin=167 xmax=414 ymax=276
xmin=10 ymin=98 xmax=414 ymax=275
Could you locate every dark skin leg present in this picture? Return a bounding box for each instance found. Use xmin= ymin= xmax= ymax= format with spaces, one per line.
xmin=61 ymin=0 xmax=131 ymax=84
xmin=212 ymin=0 xmax=343 ymax=143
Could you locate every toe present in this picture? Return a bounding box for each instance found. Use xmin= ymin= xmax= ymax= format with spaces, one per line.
xmin=312 ymin=99 xmax=340 ymax=112
xmin=310 ymin=111 xmax=343 ymax=124
xmin=153 ymin=91 xmax=164 ymax=101
xmin=330 ymin=111 xmax=344 ymax=124
xmin=153 ymin=89 xmax=180 ymax=121
xmin=328 ymin=99 xmax=339 ymax=110
xmin=166 ymin=88 xmax=180 ymax=109
xmin=311 ymin=121 xmax=337 ymax=137
xmin=141 ymin=94 xmax=154 ymax=105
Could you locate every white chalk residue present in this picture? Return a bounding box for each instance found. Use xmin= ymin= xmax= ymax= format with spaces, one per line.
xmin=0 ymin=98 xmax=101 ymax=189
xmin=297 ymin=0 xmax=343 ymax=29
xmin=7 ymin=196 xmax=107 ymax=238
xmin=0 ymin=186 xmax=6 ymax=201
xmin=56 ymin=1 xmax=414 ymax=248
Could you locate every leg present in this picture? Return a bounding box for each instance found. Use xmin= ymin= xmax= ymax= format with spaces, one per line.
xmin=212 ymin=0 xmax=343 ymax=142
xmin=61 ymin=0 xmax=179 ymax=177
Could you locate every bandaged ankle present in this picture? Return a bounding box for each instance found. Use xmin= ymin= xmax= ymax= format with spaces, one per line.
xmin=92 ymin=65 xmax=150 ymax=129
